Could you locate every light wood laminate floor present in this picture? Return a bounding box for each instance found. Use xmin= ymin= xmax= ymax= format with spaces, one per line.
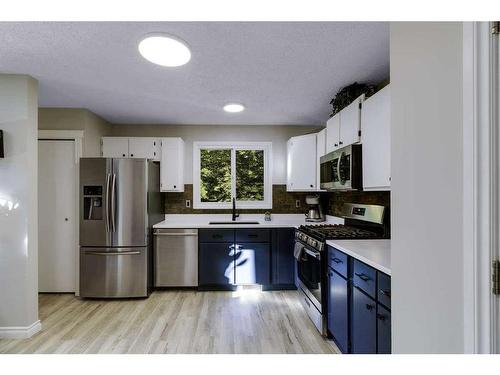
xmin=0 ymin=290 xmax=338 ymax=354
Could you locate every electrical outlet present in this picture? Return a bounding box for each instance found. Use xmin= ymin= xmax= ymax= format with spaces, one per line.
xmin=295 ymin=200 xmax=301 ymax=208
xmin=186 ymin=200 xmax=191 ymax=208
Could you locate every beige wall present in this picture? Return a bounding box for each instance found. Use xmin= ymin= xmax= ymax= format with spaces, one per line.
xmin=38 ymin=108 xmax=111 ymax=157
xmin=391 ymin=22 xmax=463 ymax=353
xmin=109 ymin=124 xmax=322 ymax=184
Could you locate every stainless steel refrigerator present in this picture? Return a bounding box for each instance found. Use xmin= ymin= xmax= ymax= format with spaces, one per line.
xmin=79 ymin=158 xmax=163 ymax=298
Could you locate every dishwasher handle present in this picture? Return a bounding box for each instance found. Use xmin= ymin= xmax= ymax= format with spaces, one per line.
xmin=154 ymin=232 xmax=198 ymax=236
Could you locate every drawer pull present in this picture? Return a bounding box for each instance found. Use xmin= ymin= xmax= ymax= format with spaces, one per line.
xmin=331 ymin=257 xmax=343 ymax=264
xmin=365 ymin=304 xmax=374 ymax=311
xmin=377 ymin=313 xmax=387 ymax=321
xmin=380 ymin=289 xmax=391 ymax=298
xmin=212 ymin=234 xmax=223 ymax=239
xmin=248 ymin=234 xmax=258 ymax=238
xmin=355 ymin=272 xmax=371 ymax=282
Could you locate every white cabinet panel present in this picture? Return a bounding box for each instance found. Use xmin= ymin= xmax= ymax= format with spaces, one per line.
xmin=326 ymin=113 xmax=341 ymax=153
xmin=101 ymin=137 xmax=128 ymax=158
xmin=361 ymin=85 xmax=391 ymax=191
xmin=128 ymin=138 xmax=158 ymax=159
xmin=340 ymin=94 xmax=364 ymax=147
xmin=316 ymin=129 xmax=326 ymax=191
xmin=287 ymin=133 xmax=317 ymax=191
xmin=160 ymin=137 xmax=184 ymax=192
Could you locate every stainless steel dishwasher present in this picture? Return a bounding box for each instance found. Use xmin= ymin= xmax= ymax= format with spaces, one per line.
xmin=153 ymin=228 xmax=198 ymax=287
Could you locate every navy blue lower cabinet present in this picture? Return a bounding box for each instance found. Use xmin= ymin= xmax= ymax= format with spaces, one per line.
xmin=270 ymin=228 xmax=296 ymax=286
xmin=351 ymin=286 xmax=377 ymax=354
xmin=377 ymin=304 xmax=391 ymax=354
xmin=198 ymin=242 xmax=235 ymax=286
xmin=234 ymin=242 xmax=270 ymax=285
xmin=327 ymin=268 xmax=349 ymax=353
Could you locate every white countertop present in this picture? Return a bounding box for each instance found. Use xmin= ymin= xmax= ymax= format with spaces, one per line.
xmin=326 ymin=239 xmax=391 ymax=275
xmin=153 ymin=214 xmax=344 ymax=229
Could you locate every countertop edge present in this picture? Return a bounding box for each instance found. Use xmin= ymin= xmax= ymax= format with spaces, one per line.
xmin=326 ymin=240 xmax=391 ymax=276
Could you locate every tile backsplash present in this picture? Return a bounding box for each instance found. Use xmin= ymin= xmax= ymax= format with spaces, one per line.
xmin=325 ymin=191 xmax=390 ymax=217
xmin=163 ymin=185 xmax=312 ymax=214
xmin=163 ymin=184 xmax=390 ymax=217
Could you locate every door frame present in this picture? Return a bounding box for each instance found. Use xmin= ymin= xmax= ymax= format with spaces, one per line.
xmin=462 ymin=22 xmax=499 ymax=353
xmin=38 ymin=130 xmax=83 ymax=296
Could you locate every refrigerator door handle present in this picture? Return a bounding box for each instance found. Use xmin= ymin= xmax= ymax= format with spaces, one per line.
xmin=105 ymin=173 xmax=111 ymax=233
xmin=111 ymin=173 xmax=117 ymax=232
xmin=85 ymin=251 xmax=141 ymax=256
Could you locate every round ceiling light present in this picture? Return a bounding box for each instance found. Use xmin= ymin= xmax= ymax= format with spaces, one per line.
xmin=138 ymin=34 xmax=191 ymax=67
xmin=223 ymin=103 xmax=245 ymax=113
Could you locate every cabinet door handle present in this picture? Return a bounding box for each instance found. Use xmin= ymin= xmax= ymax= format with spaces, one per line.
xmin=212 ymin=234 xmax=223 ymax=239
xmin=365 ymin=304 xmax=374 ymax=311
xmin=122 ymin=153 xmax=126 ymax=157
xmin=339 ymin=141 xmax=343 ymax=145
xmin=331 ymin=257 xmax=343 ymax=264
xmin=355 ymin=272 xmax=371 ymax=282
xmin=377 ymin=313 xmax=387 ymax=321
xmin=130 ymin=153 xmax=134 ymax=157
xmin=380 ymin=289 xmax=391 ymax=298
xmin=334 ymin=143 xmax=338 ymax=147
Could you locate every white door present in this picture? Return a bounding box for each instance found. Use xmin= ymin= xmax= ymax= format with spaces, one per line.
xmin=160 ymin=138 xmax=184 ymax=192
xmin=286 ymin=134 xmax=317 ymax=191
xmin=339 ymin=94 xmax=364 ymax=147
xmin=494 ymin=23 xmax=500 ymax=354
xmin=326 ymin=112 xmax=340 ymax=152
xmin=101 ymin=137 xmax=128 ymax=158
xmin=38 ymin=140 xmax=77 ymax=292
xmin=128 ymin=137 xmax=158 ymax=159
xmin=316 ymin=129 xmax=326 ymax=191
xmin=362 ymin=85 xmax=391 ymax=190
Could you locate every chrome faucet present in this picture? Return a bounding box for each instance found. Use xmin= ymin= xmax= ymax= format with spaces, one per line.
xmin=232 ymin=197 xmax=240 ymax=221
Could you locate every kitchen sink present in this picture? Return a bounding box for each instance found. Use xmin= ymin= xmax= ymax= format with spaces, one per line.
xmin=209 ymin=221 xmax=260 ymax=225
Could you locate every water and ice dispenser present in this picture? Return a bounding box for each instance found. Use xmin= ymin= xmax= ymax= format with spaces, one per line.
xmin=83 ymin=185 xmax=103 ymax=220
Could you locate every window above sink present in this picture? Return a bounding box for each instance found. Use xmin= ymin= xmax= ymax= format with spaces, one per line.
xmin=193 ymin=141 xmax=272 ymax=210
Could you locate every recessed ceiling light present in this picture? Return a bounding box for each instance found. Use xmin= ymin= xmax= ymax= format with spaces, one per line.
xmin=223 ymin=103 xmax=245 ymax=113
xmin=138 ymin=34 xmax=191 ymax=67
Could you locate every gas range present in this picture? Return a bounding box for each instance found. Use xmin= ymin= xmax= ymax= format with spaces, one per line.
xmin=294 ymin=203 xmax=388 ymax=336
xmin=296 ymin=224 xmax=382 ymax=252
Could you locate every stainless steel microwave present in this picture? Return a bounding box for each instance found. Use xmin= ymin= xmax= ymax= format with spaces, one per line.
xmin=320 ymin=144 xmax=362 ymax=191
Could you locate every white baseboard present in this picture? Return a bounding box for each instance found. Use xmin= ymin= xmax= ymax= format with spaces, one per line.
xmin=0 ymin=320 xmax=42 ymax=339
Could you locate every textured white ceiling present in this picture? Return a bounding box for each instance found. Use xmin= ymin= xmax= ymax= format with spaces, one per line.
xmin=0 ymin=22 xmax=389 ymax=125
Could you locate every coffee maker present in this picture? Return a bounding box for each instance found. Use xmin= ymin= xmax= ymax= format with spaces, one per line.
xmin=305 ymin=195 xmax=325 ymax=222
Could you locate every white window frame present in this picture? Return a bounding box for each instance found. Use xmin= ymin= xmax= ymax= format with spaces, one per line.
xmin=193 ymin=141 xmax=272 ymax=209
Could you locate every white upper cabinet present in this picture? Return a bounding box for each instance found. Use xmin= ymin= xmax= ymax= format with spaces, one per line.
xmin=326 ymin=94 xmax=364 ymax=152
xmin=326 ymin=112 xmax=340 ymax=153
xmin=160 ymin=137 xmax=184 ymax=192
xmin=316 ymin=128 xmax=326 ymax=191
xmin=101 ymin=137 xmax=129 ymax=158
xmin=102 ymin=137 xmax=160 ymax=160
xmin=128 ymin=138 xmax=159 ymax=160
xmin=361 ymin=85 xmax=391 ymax=191
xmin=340 ymin=94 xmax=364 ymax=147
xmin=287 ymin=133 xmax=318 ymax=191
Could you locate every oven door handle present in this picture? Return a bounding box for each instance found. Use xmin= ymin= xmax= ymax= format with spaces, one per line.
xmin=303 ymin=247 xmax=320 ymax=259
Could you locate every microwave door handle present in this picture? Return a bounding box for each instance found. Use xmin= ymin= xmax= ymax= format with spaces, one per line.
xmin=337 ymin=155 xmax=342 ymax=182
xmin=105 ymin=173 xmax=111 ymax=232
